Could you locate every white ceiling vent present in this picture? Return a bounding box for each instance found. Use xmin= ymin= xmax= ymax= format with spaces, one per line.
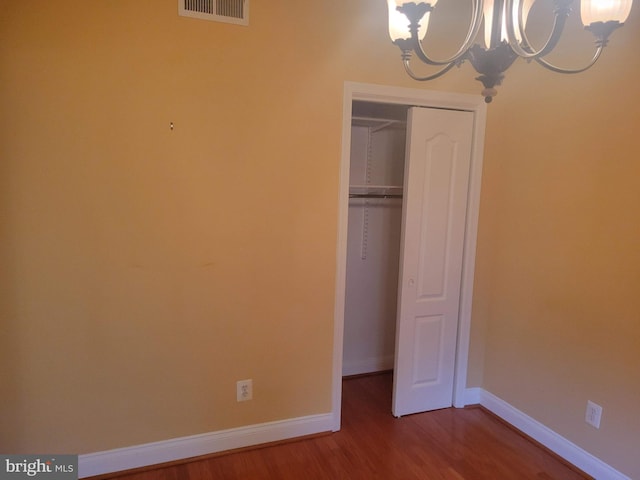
xmin=179 ymin=0 xmax=248 ymax=26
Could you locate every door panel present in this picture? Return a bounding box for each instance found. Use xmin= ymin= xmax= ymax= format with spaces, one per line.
xmin=412 ymin=314 xmax=444 ymax=384
xmin=392 ymin=107 xmax=474 ymax=417
xmin=417 ymin=137 xmax=455 ymax=299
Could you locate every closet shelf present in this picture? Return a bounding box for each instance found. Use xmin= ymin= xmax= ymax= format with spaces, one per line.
xmin=349 ymin=184 xmax=403 ymax=199
xmin=352 ymin=116 xmax=407 ymax=132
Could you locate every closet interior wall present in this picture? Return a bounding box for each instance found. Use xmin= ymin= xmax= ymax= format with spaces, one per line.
xmin=342 ymin=102 xmax=408 ymax=377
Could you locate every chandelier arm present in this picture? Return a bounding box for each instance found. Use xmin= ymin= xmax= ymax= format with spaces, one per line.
xmin=406 ymin=0 xmax=484 ymax=66
xmin=534 ymin=45 xmax=604 ymax=73
xmin=402 ymin=57 xmax=459 ymax=81
xmin=505 ymin=0 xmax=571 ymax=59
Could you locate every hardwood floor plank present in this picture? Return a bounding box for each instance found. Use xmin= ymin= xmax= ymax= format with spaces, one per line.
xmin=90 ymin=373 xmax=590 ymax=480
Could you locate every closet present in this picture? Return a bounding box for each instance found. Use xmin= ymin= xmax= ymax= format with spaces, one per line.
xmin=342 ymin=101 xmax=409 ymax=377
xmin=340 ymin=98 xmax=476 ymax=417
xmin=335 ymin=84 xmax=485 ymax=424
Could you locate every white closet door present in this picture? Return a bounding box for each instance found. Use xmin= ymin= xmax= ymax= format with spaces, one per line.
xmin=392 ymin=107 xmax=474 ymax=417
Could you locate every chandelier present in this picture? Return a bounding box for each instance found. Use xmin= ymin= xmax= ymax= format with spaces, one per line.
xmin=387 ymin=0 xmax=633 ymax=102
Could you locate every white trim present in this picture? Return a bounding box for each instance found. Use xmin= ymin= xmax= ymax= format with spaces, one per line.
xmin=77 ymin=387 xmax=630 ymax=479
xmin=78 ymin=413 xmax=332 ymax=478
xmin=452 ymin=103 xmax=486 ymax=407
xmin=332 ymin=82 xmax=487 ymax=430
xmin=468 ymin=388 xmax=631 ymax=480
xmin=464 ymin=386 xmax=483 ymax=406
xmin=342 ymin=355 xmax=395 ymax=377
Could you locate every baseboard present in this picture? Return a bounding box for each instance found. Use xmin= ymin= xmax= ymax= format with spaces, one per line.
xmin=342 ymin=355 xmax=394 ymax=377
xmin=78 ymin=390 xmax=631 ymax=479
xmin=466 ymin=388 xmax=631 ymax=480
xmin=463 ymin=386 xmax=482 ymax=406
xmin=78 ymin=413 xmax=333 ymax=478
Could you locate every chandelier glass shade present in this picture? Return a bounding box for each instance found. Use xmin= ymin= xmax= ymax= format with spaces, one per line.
xmin=386 ymin=0 xmax=633 ymax=102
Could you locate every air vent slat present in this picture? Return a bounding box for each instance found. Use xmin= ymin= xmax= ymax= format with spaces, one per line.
xmin=179 ymin=0 xmax=248 ymax=25
xmin=217 ymin=0 xmax=244 ymax=19
xmin=184 ymin=0 xmax=213 ymax=14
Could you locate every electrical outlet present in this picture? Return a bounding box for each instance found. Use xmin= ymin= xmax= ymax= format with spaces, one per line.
xmin=585 ymin=400 xmax=602 ymax=429
xmin=237 ymin=379 xmax=253 ymax=402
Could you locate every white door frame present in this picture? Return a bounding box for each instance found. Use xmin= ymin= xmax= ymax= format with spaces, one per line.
xmin=332 ymin=82 xmax=487 ymax=431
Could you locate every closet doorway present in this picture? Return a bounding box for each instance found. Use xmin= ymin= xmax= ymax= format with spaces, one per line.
xmin=342 ymin=101 xmax=407 ymax=379
xmin=332 ymin=83 xmax=487 ymax=430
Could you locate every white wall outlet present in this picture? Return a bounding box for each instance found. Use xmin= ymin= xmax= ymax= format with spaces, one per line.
xmin=236 ymin=379 xmax=253 ymax=402
xmin=585 ymin=400 xmax=603 ymax=429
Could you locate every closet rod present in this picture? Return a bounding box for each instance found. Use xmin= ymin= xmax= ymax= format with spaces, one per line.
xmin=349 ymin=193 xmax=403 ymax=199
xmin=351 ymin=116 xmax=407 ymax=124
xmin=350 ymin=184 xmax=403 ymax=190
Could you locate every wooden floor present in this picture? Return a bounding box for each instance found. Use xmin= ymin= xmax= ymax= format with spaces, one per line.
xmin=97 ymin=373 xmax=589 ymax=479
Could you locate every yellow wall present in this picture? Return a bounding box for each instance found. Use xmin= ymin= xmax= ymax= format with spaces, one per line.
xmin=1 ymin=0 xmax=639 ymax=477
xmin=472 ymin=7 xmax=640 ymax=476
